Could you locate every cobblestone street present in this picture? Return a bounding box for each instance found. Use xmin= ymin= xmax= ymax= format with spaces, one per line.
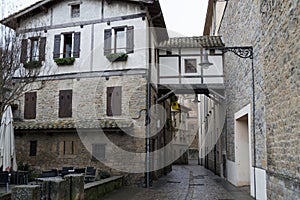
xmin=103 ymin=163 xmax=254 ymax=200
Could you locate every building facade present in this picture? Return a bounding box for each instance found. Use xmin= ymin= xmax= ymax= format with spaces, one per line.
xmin=203 ymin=0 xmax=299 ymax=199
xmin=1 ymin=0 xmax=171 ymax=186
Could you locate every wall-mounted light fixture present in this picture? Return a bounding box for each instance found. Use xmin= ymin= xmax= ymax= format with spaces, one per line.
xmin=199 ymin=50 xmax=213 ymax=69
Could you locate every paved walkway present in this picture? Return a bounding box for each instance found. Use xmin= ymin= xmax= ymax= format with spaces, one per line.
xmin=103 ymin=163 xmax=254 ymax=200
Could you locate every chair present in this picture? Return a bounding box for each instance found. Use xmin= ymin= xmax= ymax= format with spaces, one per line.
xmin=74 ymin=168 xmax=86 ymax=174
xmin=41 ymin=170 xmax=57 ymax=178
xmin=61 ymin=167 xmax=74 ymax=177
xmin=0 ymin=171 xmax=9 ymax=192
xmin=84 ymin=167 xmax=96 ymax=182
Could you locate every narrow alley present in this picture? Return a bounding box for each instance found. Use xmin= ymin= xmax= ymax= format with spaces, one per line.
xmin=103 ymin=163 xmax=254 ymax=200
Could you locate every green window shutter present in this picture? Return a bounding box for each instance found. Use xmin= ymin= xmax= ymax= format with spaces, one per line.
xmin=21 ymin=39 xmax=28 ymax=63
xmin=104 ymin=29 xmax=112 ymax=55
xmin=73 ymin=32 xmax=81 ymax=58
xmin=39 ymin=37 xmax=46 ymax=61
xmin=53 ymin=34 xmax=61 ymax=59
xmin=126 ymin=26 xmax=134 ymax=54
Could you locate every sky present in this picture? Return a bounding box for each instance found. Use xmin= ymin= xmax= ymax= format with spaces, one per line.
xmin=1 ymin=0 xmax=208 ymax=36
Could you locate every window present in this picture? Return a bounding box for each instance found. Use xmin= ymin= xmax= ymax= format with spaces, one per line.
xmin=53 ymin=32 xmax=80 ymax=59
xmin=21 ymin=37 xmax=46 ymax=63
xmin=24 ymin=92 xmax=37 ymax=119
xmin=30 ymin=38 xmax=39 ymax=61
xmin=104 ymin=26 xmax=134 ymax=55
xmin=92 ymin=144 xmax=105 ymax=161
xmin=107 ymin=87 xmax=122 ymax=116
xmin=185 ymin=59 xmax=197 ymax=73
xmin=59 ymin=90 xmax=72 ymax=118
xmin=71 ymin=4 xmax=80 ymax=18
xmin=29 ymin=141 xmax=37 ymax=156
xmin=63 ymin=33 xmax=73 ymax=58
xmin=61 ymin=140 xmax=75 ymax=155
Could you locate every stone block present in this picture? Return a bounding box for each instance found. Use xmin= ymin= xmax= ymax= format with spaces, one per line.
xmin=11 ymin=185 xmax=40 ymax=200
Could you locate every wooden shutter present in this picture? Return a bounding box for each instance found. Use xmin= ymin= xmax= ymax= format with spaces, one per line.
xmin=73 ymin=32 xmax=81 ymax=58
xmin=59 ymin=90 xmax=72 ymax=118
xmin=126 ymin=26 xmax=134 ymax=54
xmin=21 ymin=39 xmax=28 ymax=63
xmin=24 ymin=92 xmax=37 ymax=119
xmin=53 ymin=34 xmax=61 ymax=59
xmin=29 ymin=141 xmax=37 ymax=156
xmin=39 ymin=37 xmax=46 ymax=61
xmin=104 ymin=29 xmax=112 ymax=55
xmin=107 ymin=87 xmax=121 ymax=116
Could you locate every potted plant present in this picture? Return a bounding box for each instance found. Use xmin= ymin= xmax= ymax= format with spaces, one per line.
xmin=54 ymin=57 xmax=75 ymax=66
xmin=106 ymin=53 xmax=128 ymax=62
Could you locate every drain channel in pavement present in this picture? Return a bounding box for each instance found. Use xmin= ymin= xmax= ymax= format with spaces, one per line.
xmin=189 ymin=183 xmax=204 ymax=186
xmin=167 ymin=180 xmax=181 ymax=183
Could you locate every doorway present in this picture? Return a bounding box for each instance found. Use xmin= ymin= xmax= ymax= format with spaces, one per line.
xmin=235 ymin=114 xmax=250 ymax=186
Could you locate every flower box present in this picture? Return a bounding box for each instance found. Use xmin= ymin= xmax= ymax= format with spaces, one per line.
xmin=23 ymin=61 xmax=42 ymax=68
xmin=54 ymin=57 xmax=75 ymax=66
xmin=106 ymin=53 xmax=128 ymax=62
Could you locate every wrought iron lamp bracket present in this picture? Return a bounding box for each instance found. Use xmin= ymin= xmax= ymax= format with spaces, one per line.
xmin=210 ymin=46 xmax=253 ymax=59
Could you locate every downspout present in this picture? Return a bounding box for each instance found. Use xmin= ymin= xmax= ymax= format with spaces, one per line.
xmin=251 ymin=57 xmax=257 ymax=199
xmin=145 ymin=9 xmax=163 ymax=188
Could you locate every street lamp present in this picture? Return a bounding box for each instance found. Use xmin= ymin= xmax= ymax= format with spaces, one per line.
xmin=199 ymin=50 xmax=213 ymax=69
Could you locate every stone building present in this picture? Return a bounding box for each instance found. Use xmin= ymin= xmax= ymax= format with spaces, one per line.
xmin=203 ymin=0 xmax=299 ymax=199
xmin=0 ymin=0 xmax=171 ymax=186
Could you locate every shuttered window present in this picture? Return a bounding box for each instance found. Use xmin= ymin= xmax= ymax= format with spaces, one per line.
xmin=29 ymin=141 xmax=37 ymax=156
xmin=59 ymin=90 xmax=72 ymax=118
xmin=24 ymin=92 xmax=37 ymax=119
xmin=104 ymin=26 xmax=134 ymax=55
xmin=107 ymin=87 xmax=122 ymax=116
xmin=92 ymin=144 xmax=105 ymax=161
xmin=53 ymin=33 xmax=80 ymax=59
xmin=20 ymin=37 xmax=46 ymax=63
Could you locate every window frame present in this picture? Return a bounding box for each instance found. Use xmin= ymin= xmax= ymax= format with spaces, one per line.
xmin=71 ymin=4 xmax=80 ymax=18
xmin=29 ymin=140 xmax=37 ymax=156
xmin=184 ymin=59 xmax=197 ymax=73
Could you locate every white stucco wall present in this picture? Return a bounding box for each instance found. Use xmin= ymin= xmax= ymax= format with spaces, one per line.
xmin=16 ymin=0 xmax=152 ymax=75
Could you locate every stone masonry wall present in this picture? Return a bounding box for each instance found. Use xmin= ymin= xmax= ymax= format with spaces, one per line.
xmin=219 ymin=0 xmax=267 ymax=168
xmin=14 ymin=74 xmax=148 ymax=186
xmin=220 ymin=0 xmax=300 ymax=198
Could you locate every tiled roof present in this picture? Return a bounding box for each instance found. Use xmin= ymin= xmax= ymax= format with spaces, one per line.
xmin=14 ymin=119 xmax=133 ymax=130
xmin=158 ymin=36 xmax=224 ymax=48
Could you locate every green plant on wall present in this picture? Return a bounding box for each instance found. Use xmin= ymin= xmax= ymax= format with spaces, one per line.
xmin=54 ymin=57 xmax=75 ymax=66
xmin=23 ymin=61 xmax=42 ymax=68
xmin=106 ymin=53 xmax=128 ymax=62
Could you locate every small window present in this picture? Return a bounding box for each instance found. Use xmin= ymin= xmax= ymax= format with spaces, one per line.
xmin=71 ymin=4 xmax=80 ymax=18
xmin=185 ymin=59 xmax=197 ymax=73
xmin=29 ymin=141 xmax=37 ymax=156
xmin=92 ymin=144 xmax=105 ymax=161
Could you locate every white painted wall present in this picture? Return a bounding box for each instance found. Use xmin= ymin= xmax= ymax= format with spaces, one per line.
xmin=159 ymin=48 xmax=224 ymax=85
xmin=16 ymin=0 xmax=152 ymax=75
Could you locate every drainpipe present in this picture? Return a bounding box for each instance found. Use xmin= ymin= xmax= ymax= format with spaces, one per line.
xmin=145 ymin=9 xmax=163 ymax=188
